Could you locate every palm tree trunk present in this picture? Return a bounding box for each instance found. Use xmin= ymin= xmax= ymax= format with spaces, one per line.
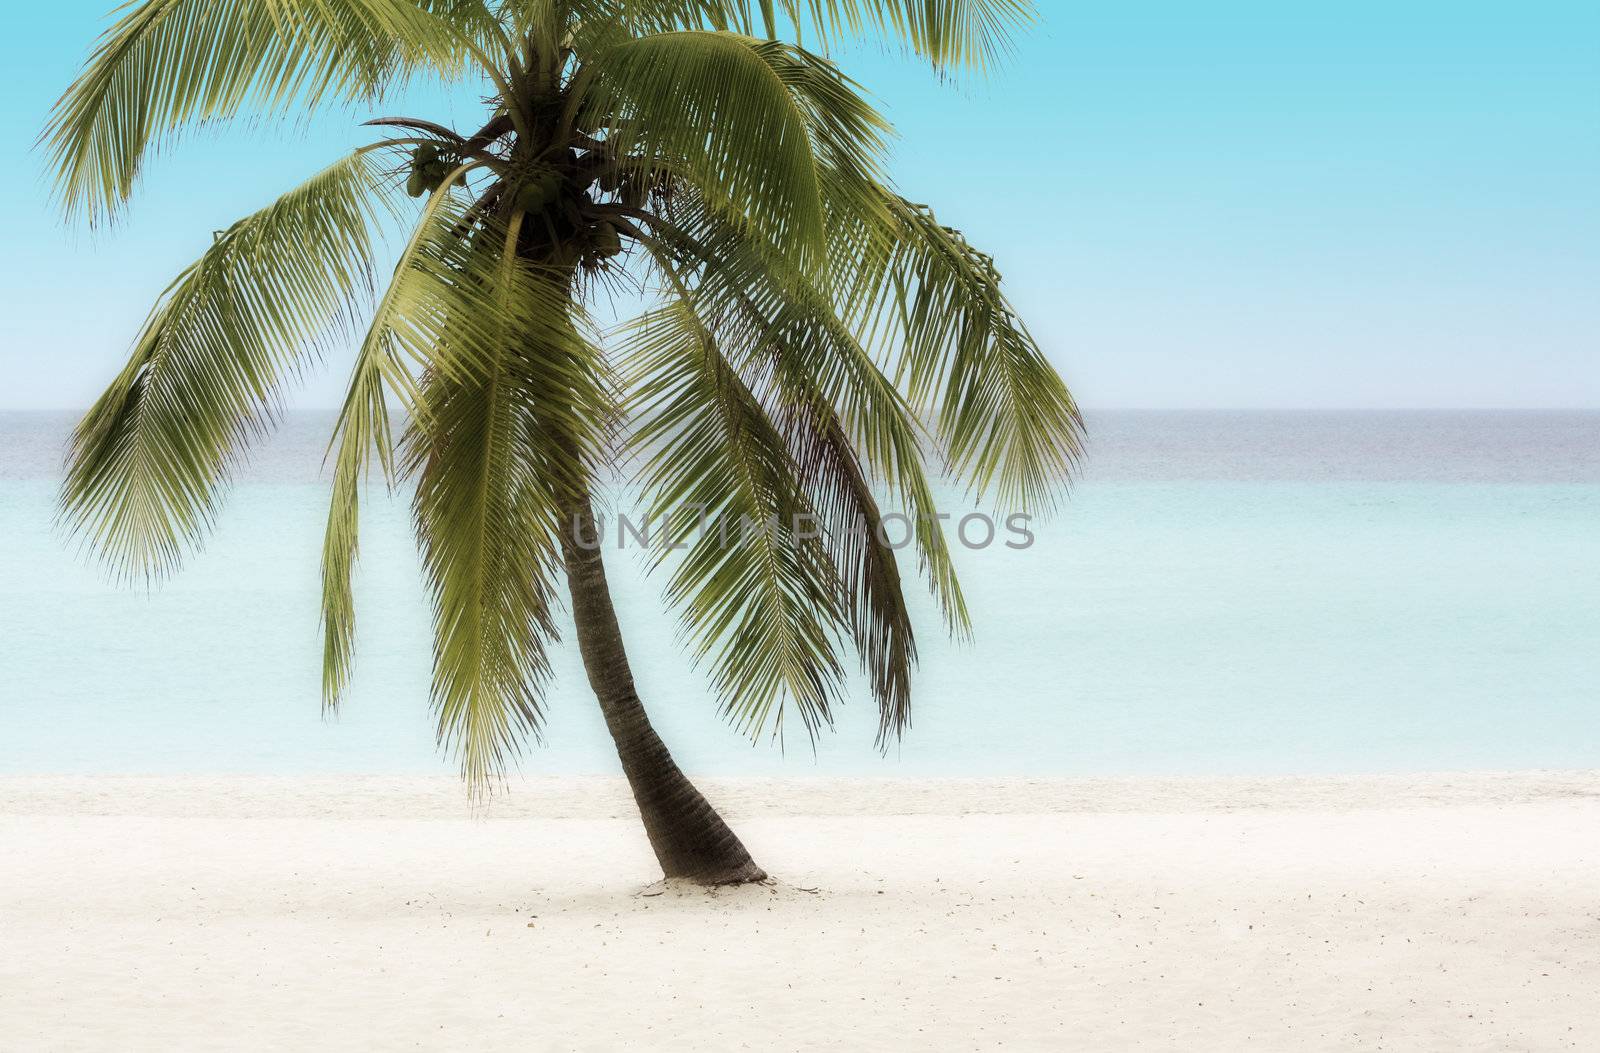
xmin=559 ymin=496 xmax=767 ymax=885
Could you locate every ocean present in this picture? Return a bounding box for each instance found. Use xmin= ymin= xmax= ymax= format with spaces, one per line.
xmin=1 ymin=410 xmax=1596 ymax=777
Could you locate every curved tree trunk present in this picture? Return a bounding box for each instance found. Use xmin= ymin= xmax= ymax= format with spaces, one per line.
xmin=559 ymin=497 xmax=767 ymax=885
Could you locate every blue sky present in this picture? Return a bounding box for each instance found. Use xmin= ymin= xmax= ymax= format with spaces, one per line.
xmin=4 ymin=0 xmax=1596 ymax=410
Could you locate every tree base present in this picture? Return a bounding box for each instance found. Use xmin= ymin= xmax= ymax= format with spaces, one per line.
xmin=671 ymin=859 xmax=769 ymax=886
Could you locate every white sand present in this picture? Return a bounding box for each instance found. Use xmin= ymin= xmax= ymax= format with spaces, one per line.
xmin=3 ymin=772 xmax=1598 ymax=1051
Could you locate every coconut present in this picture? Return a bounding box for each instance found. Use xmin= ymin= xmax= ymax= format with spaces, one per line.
xmin=425 ymin=159 xmax=457 ymax=190
xmin=515 ymin=181 xmax=554 ymax=214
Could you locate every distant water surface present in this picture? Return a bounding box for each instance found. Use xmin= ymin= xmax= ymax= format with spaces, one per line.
xmin=1 ymin=410 xmax=1596 ymax=776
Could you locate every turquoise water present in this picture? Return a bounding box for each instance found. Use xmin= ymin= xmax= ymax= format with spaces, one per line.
xmin=1 ymin=411 xmax=1596 ymax=776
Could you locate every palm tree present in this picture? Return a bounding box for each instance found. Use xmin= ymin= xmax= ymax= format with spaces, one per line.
xmin=47 ymin=0 xmax=1082 ymax=884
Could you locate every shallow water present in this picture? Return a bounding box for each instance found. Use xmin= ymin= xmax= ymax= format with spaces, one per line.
xmin=2 ymin=410 xmax=1596 ymax=776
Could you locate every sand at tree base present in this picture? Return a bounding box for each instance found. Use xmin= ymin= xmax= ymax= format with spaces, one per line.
xmin=3 ymin=773 xmax=1597 ymax=1050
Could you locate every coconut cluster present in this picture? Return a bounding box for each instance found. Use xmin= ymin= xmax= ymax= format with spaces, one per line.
xmin=404 ymin=144 xmax=459 ymax=197
xmin=404 ymin=138 xmax=630 ymax=268
xmin=509 ymin=162 xmax=625 ymax=266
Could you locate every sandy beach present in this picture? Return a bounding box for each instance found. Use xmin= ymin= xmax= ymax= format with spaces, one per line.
xmin=3 ymin=772 xmax=1597 ymax=1051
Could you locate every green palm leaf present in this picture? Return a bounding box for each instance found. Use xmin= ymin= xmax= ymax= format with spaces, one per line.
xmin=42 ymin=0 xmax=479 ymax=224
xmin=572 ymin=0 xmax=1034 ymax=70
xmin=783 ymin=0 xmax=1035 ymax=70
xmin=625 ymin=293 xmax=849 ymax=741
xmin=403 ymin=214 xmax=609 ymax=785
xmin=871 ymin=194 xmax=1085 ymax=513
xmin=636 ymin=184 xmax=970 ymax=639
xmin=60 ymin=150 xmax=393 ymax=581
xmin=320 ymin=171 xmax=472 ymax=712
xmin=322 ymin=189 xmax=612 ymax=785
xmin=780 ymin=395 xmax=918 ymax=743
xmin=577 ymin=31 xmax=889 ymax=271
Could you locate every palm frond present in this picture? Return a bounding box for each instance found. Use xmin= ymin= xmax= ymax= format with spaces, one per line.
xmin=866 ymin=193 xmax=1084 ymax=514
xmin=42 ymin=0 xmax=478 ymax=224
xmin=318 ymin=169 xmax=480 ymax=712
xmin=636 ymin=184 xmax=970 ymax=637
xmin=396 ymin=211 xmax=609 ymax=786
xmin=780 ymin=394 xmax=917 ymax=744
xmin=624 ymin=293 xmax=849 ymax=741
xmin=319 ymin=339 xmax=395 ymax=712
xmin=60 ymin=151 xmax=393 ymax=582
xmin=577 ymin=32 xmax=889 ymax=271
xmin=784 ymin=0 xmax=1035 ymax=71
xmin=570 ymin=0 xmax=1033 ymax=70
